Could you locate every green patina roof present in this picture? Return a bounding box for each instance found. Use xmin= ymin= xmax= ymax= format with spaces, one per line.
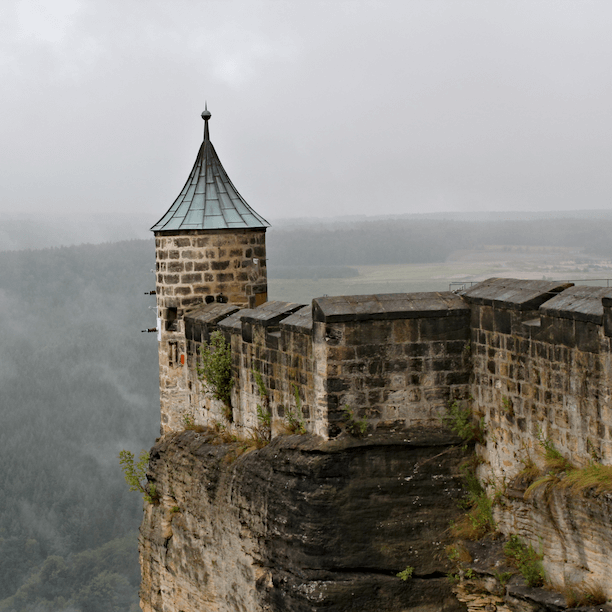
xmin=151 ymin=109 xmax=269 ymax=232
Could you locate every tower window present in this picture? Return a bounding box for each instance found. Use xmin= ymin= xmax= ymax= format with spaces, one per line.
xmin=166 ymin=307 xmax=178 ymax=331
xmin=168 ymin=341 xmax=178 ymax=366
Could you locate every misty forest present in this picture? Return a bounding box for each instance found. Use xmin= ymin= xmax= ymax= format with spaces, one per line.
xmin=2 ymin=211 xmax=612 ymax=611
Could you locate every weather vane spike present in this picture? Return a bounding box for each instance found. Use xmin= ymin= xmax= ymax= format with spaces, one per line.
xmin=201 ymin=102 xmax=211 ymax=140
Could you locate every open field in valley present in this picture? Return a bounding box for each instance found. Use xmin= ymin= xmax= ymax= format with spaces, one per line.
xmin=269 ymin=245 xmax=612 ymax=304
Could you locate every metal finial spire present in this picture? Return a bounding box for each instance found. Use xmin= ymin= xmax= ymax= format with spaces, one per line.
xmin=201 ymin=103 xmax=211 ymax=141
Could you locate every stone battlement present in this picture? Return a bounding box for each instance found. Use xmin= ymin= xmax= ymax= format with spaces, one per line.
xmin=160 ymin=277 xmax=612 ymax=472
xmin=161 ymin=290 xmax=474 ymax=440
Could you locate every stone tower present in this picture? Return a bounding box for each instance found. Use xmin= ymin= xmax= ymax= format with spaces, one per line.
xmin=151 ymin=108 xmax=269 ymax=430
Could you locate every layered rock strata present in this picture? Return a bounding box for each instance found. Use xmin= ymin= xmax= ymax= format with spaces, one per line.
xmin=139 ymin=429 xmax=468 ymax=612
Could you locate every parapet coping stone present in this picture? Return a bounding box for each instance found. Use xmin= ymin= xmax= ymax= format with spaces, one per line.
xmin=184 ymin=302 xmax=240 ymax=325
xmin=217 ymin=308 xmax=257 ymax=333
xmin=462 ymin=278 xmax=573 ymax=311
xmin=540 ymin=285 xmax=612 ymax=324
xmin=240 ymin=300 xmax=305 ymax=327
xmin=279 ymin=305 xmax=313 ymax=333
xmin=312 ymin=292 xmax=469 ymax=323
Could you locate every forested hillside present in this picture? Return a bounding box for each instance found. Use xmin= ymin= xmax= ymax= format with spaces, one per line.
xmin=1 ymin=212 xmax=612 ymax=611
xmin=267 ymin=215 xmax=612 ymax=266
xmin=0 ymin=240 xmax=159 ymax=612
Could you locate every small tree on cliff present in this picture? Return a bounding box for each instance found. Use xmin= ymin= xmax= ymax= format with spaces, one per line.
xmin=198 ymin=330 xmax=233 ymax=409
xmin=118 ymin=450 xmax=158 ymax=504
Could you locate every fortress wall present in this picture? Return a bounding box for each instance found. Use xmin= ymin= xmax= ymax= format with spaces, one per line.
xmin=158 ymin=319 xmax=190 ymax=435
xmin=312 ymin=293 xmax=471 ymax=437
xmin=161 ymin=303 xmax=239 ymax=432
xmin=465 ymin=281 xmax=612 ymax=484
xmin=180 ymin=301 xmax=317 ymax=435
xmin=464 ymin=279 xmax=612 ymax=595
xmin=227 ymin=303 xmax=317 ymax=435
xmin=175 ymin=293 xmax=472 ymax=439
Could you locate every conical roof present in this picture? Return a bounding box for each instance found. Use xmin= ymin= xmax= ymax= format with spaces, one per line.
xmin=151 ymin=109 xmax=269 ymax=232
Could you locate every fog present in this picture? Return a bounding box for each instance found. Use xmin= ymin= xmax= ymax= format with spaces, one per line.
xmin=3 ymin=1 xmax=612 ymax=608
xmin=2 ymin=0 xmax=612 ymax=226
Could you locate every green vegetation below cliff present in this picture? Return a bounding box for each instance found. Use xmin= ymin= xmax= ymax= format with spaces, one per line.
xmin=0 ymin=240 xmax=160 ymax=610
xmin=0 ymin=533 xmax=140 ymax=612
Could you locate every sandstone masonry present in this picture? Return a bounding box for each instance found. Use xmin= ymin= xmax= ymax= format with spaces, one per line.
xmin=142 ymin=278 xmax=612 ymax=610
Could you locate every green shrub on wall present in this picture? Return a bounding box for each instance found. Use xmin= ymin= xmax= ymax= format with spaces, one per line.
xmin=442 ymin=400 xmax=485 ymax=446
xmin=198 ymin=331 xmax=233 ymax=410
xmin=504 ymin=535 xmax=545 ymax=587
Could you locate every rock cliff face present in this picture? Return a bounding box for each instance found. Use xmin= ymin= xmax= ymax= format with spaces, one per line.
xmin=139 ymin=428 xmax=467 ymax=612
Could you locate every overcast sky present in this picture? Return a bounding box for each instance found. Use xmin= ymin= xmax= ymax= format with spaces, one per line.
xmin=2 ymin=0 xmax=612 ymax=225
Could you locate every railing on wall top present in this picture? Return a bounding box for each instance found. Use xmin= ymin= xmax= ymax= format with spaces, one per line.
xmin=449 ymin=278 xmax=612 ymax=293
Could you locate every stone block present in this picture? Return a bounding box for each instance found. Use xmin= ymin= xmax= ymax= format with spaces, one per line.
xmin=493 ymin=308 xmax=512 ymax=334
xmin=217 ymin=273 xmax=235 ymax=283
xmin=553 ymin=317 xmax=576 ymax=348
xmin=193 ymin=286 xmax=211 ymax=294
xmin=328 ymin=346 xmax=356 ymax=361
xmin=382 ymin=359 xmax=407 ymax=374
xmin=419 ymin=316 xmax=469 ymax=341
xmin=446 ymin=371 xmax=470 ymax=385
xmin=481 ymin=307 xmax=494 ymax=331
xmin=355 ymin=345 xmax=385 ymax=359
xmin=392 ymin=319 xmax=419 ymax=343
xmin=432 ymin=358 xmax=455 ymax=372
xmin=265 ymin=331 xmax=281 ymax=350
xmin=404 ymin=343 xmax=429 ymax=357
xmin=181 ymin=273 xmax=203 ymax=284
xmin=180 ymin=297 xmax=200 ymax=307
xmin=575 ymin=321 xmax=601 ymax=353
xmin=211 ymin=260 xmax=230 ymax=271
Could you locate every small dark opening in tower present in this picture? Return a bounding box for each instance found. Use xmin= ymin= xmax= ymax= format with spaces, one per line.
xmin=166 ymin=307 xmax=178 ymax=331
xmin=168 ymin=341 xmax=178 ymax=366
xmin=205 ymin=295 xmax=215 ymax=304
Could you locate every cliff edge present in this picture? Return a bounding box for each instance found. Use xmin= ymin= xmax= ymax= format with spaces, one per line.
xmin=139 ymin=428 xmax=467 ymax=612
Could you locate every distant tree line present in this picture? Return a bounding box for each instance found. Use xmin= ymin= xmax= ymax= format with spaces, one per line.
xmin=267 ymin=217 xmax=612 ymax=266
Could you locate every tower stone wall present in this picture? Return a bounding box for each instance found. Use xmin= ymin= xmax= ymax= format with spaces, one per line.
xmin=154 ymin=230 xmax=267 ymax=434
xmin=151 ymin=110 xmax=269 ymax=435
xmin=154 ymin=229 xmax=267 ymax=314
